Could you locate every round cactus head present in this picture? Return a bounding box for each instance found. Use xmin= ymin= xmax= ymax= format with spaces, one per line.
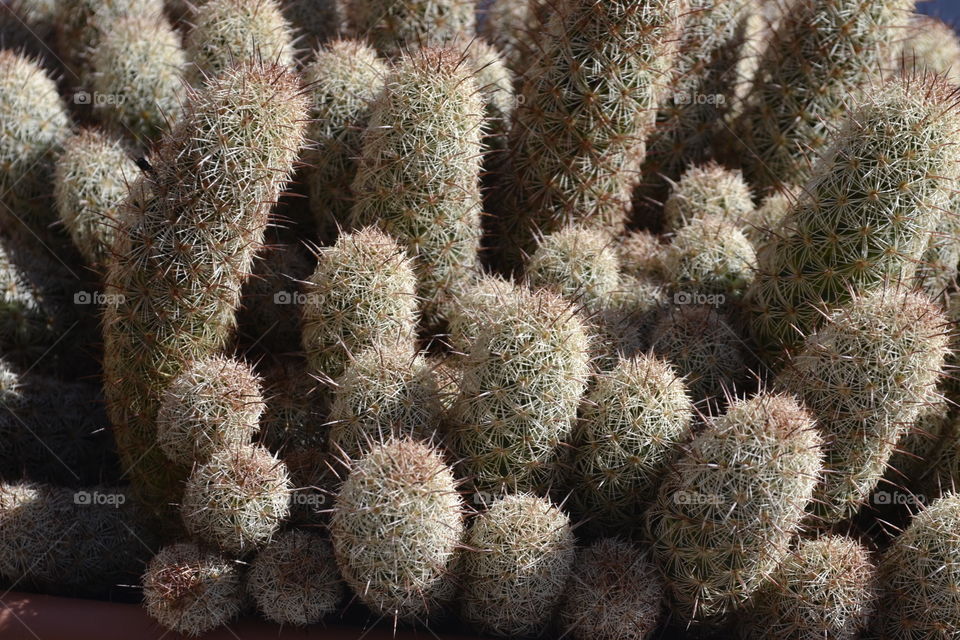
xmin=662 ymin=163 xmax=755 ymax=232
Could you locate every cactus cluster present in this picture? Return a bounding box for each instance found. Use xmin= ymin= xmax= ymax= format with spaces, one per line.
xmin=526 ymin=225 xmax=620 ymax=311
xmin=344 ymin=0 xmax=475 ymax=57
xmin=661 ymin=163 xmax=755 ymax=232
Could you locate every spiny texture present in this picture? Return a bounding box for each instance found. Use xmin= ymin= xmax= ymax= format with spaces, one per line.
xmin=344 ymin=0 xmax=475 ymax=57
xmin=156 ymin=355 xmax=264 ymax=466
xmin=500 ymin=0 xmax=680 ymax=262
xmin=0 ymin=0 xmax=57 ymax=63
xmin=886 ymin=395 xmax=953 ymax=489
xmin=746 ymin=77 xmax=960 ymax=358
xmin=664 ymin=216 xmax=757 ymax=298
xmin=181 ymin=444 xmax=291 ymax=556
xmin=102 ymin=62 xmax=307 ymax=513
xmin=458 ymin=38 xmax=514 ymax=166
xmin=569 ymin=355 xmax=693 ymax=535
xmin=480 ymin=0 xmax=545 ymax=75
xmin=734 ymin=0 xmax=912 ymax=191
xmin=560 ymin=538 xmax=664 ymax=640
xmin=300 ymin=227 xmax=418 ymax=383
xmin=328 ymin=344 xmax=443 ymax=460
xmin=650 ymin=305 xmax=748 ymax=404
xmin=445 ymin=273 xmax=520 ymax=355
xmin=778 ymin=288 xmax=949 ymax=524
xmin=53 ymin=130 xmax=138 ymax=267
xmin=526 ymin=226 xmax=620 ymax=311
xmin=591 ymin=275 xmax=669 ymax=371
xmin=90 ymin=14 xmax=186 ymax=144
xmin=282 ymin=0 xmax=345 ymax=51
xmin=900 ymin=14 xmax=960 ymax=84
xmin=648 ymin=394 xmax=824 ymax=625
xmin=874 ymin=493 xmax=960 ymax=639
xmin=741 ymin=186 xmax=798 ymax=250
xmin=185 ymin=0 xmax=297 ymax=82
xmin=739 ymin=536 xmax=878 ymax=640
xmin=330 ymin=439 xmax=464 ymax=622
xmin=349 ymin=47 xmax=483 ymax=321
xmin=247 ymin=529 xmax=344 ymax=626
xmin=142 ymin=543 xmax=243 ymax=637
xmin=662 ymin=163 xmax=755 ymax=232
xmin=0 ymin=51 xmax=70 ymax=226
xmin=460 ymin=494 xmax=575 ymax=638
xmin=447 ymin=287 xmax=590 ymax=494
xmin=618 ymin=231 xmax=665 ymax=280
xmin=303 ymin=40 xmax=387 ymax=240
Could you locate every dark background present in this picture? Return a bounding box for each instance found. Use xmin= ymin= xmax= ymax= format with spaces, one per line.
xmin=920 ymin=0 xmax=960 ymax=24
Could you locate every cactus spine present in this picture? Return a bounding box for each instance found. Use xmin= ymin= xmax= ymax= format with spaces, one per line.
xmin=526 ymin=226 xmax=620 ymax=311
xmin=661 ymin=163 xmax=755 ymax=232
xmin=664 ymin=215 xmax=757 ymax=299
xmin=344 ymin=0 xmax=475 ymax=57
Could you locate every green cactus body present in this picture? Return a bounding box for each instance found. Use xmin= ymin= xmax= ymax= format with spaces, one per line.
xmin=648 ymin=394 xmax=824 ymax=625
xmin=102 ymin=62 xmax=307 ymax=515
xmin=741 ymin=185 xmax=798 ymax=251
xmin=459 ymin=493 xmax=575 ymax=638
xmin=330 ymin=438 xmax=464 ymax=622
xmin=778 ymin=288 xmax=949 ymax=524
xmin=746 ymin=77 xmax=960 ymax=359
xmin=734 ymin=0 xmax=911 ymax=191
xmin=344 ymin=0 xmax=475 ymax=57
xmin=303 ymin=40 xmax=387 ymax=241
xmin=526 ymin=226 xmax=620 ymax=312
xmin=447 ymin=287 xmax=590 ymax=494
xmin=662 ymin=163 xmax=755 ymax=232
xmin=54 ymin=130 xmax=138 ymax=267
xmin=143 ymin=542 xmax=244 ymax=637
xmin=499 ymin=0 xmax=679 ymax=263
xmin=568 ymin=354 xmax=693 ymax=535
xmin=349 ymin=47 xmax=483 ymax=321
xmin=591 ymin=275 xmax=669 ymax=371
xmin=90 ymin=14 xmax=186 ymax=144
xmin=664 ymin=215 xmax=757 ymax=299
xmin=874 ymin=493 xmax=960 ymax=639
xmin=560 ymin=538 xmax=664 ymax=640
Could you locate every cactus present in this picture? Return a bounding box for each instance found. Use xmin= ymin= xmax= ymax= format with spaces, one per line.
xmin=282 ymin=0 xmax=346 ymax=51
xmin=349 ymin=47 xmax=483 ymax=321
xmin=739 ymin=536 xmax=878 ymax=640
xmin=661 ymin=163 xmax=755 ymax=232
xmin=89 ymin=14 xmax=186 ymax=144
xmin=648 ymin=393 xmax=824 ymax=625
xmin=156 ymin=355 xmax=264 ymax=466
xmin=328 ymin=344 xmax=443 ymax=461
xmin=247 ymin=529 xmax=344 ymax=625
xmin=873 ymin=493 xmax=960 ymax=639
xmin=330 ymin=438 xmax=464 ymax=622
xmin=480 ymin=0 xmax=549 ymax=76
xmin=459 ymin=493 xmax=575 ymax=638
xmin=777 ymin=288 xmax=949 ymax=524
xmin=885 ymin=395 xmax=953 ymax=490
xmin=741 ymin=186 xmax=798 ymax=250
xmin=143 ymin=542 xmax=244 ymax=637
xmin=303 ymin=40 xmax=387 ymax=241
xmin=663 ymin=216 xmax=757 ymax=299
xmin=457 ymin=37 xmax=514 ymax=172
xmin=344 ymin=0 xmax=475 ymax=57
xmin=102 ymin=61 xmax=307 ymax=514
xmin=618 ymin=231 xmax=665 ymax=281
xmin=650 ymin=305 xmax=749 ymax=405
xmin=447 ymin=286 xmax=591 ymax=494
xmin=1 ymin=0 xmax=57 ymax=63
xmin=53 ymin=130 xmax=138 ymax=267
xmin=301 ymin=227 xmax=418 ymax=384
xmin=445 ymin=273 xmax=519 ymax=355
xmin=900 ymin=14 xmax=960 ymax=85
xmin=568 ymin=354 xmax=693 ymax=535
xmin=0 ymin=51 xmax=70 ymax=227
xmin=591 ymin=276 xmax=669 ymax=371
xmin=734 ymin=0 xmax=911 ymax=191
xmin=560 ymin=538 xmax=664 ymax=640
xmin=0 ymin=238 xmax=64 ymax=370
xmin=181 ymin=443 xmax=291 ymax=555
xmin=185 ymin=0 xmax=297 ymax=82
xmin=526 ymin=226 xmax=620 ymax=311
xmin=746 ymin=77 xmax=960 ymax=359
xmin=498 ymin=0 xmax=680 ymax=263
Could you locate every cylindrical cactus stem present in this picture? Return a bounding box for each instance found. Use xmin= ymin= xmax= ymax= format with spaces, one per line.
xmin=446 ymin=287 xmax=591 ymax=494
xmin=300 ymin=227 xmax=418 ymax=385
xmin=777 ymin=288 xmax=949 ymax=525
xmin=873 ymin=493 xmax=960 ymax=639
xmin=525 ymin=225 xmax=620 ymax=312
xmin=0 ymin=51 xmax=70 ymax=228
xmin=89 ymin=14 xmax=186 ymax=144
xmin=663 ymin=215 xmax=757 ymax=300
xmin=480 ymin=0 xmax=549 ymax=77
xmin=330 ymin=438 xmax=464 ymax=623
xmin=745 ymin=76 xmax=960 ymax=360
xmin=497 ymin=0 xmax=680 ymax=265
xmin=344 ymin=0 xmax=475 ymax=58
xmin=54 ymin=130 xmax=139 ymax=267
xmin=303 ymin=39 xmax=387 ymax=241
xmin=185 ymin=0 xmax=297 ymax=83
xmin=102 ymin=61 xmax=308 ymax=515
xmin=459 ymin=493 xmax=575 ymax=638
xmin=738 ymin=535 xmax=878 ymax=640
xmin=661 ymin=163 xmax=755 ymax=233
xmin=647 ymin=393 xmax=824 ymax=625
xmin=349 ymin=46 xmax=484 ymax=322
xmin=568 ymin=354 xmax=694 ymax=535
xmin=734 ymin=0 xmax=912 ymax=192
